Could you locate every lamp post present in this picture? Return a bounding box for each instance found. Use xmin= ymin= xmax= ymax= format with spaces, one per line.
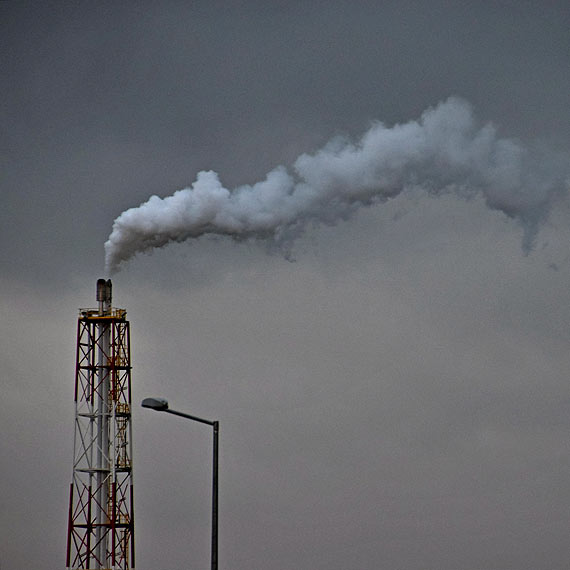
xmin=141 ymin=397 xmax=219 ymax=570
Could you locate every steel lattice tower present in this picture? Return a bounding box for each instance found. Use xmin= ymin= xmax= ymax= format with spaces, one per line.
xmin=67 ymin=279 xmax=135 ymax=569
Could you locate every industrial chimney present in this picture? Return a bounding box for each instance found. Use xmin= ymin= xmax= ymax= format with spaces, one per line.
xmin=66 ymin=280 xmax=135 ymax=569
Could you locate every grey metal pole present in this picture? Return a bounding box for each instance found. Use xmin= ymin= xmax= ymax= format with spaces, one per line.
xmin=212 ymin=421 xmax=219 ymax=570
xmin=163 ymin=408 xmax=219 ymax=570
xmin=142 ymin=399 xmax=219 ymax=570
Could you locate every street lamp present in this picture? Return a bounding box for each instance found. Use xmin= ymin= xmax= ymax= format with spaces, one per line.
xmin=141 ymin=397 xmax=219 ymax=570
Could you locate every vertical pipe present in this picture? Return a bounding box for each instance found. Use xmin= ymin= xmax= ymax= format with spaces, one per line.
xmin=74 ymin=320 xmax=81 ymax=402
xmin=95 ymin=280 xmax=112 ymax=567
xmin=66 ymin=484 xmax=74 ymax=567
xmin=111 ymin=482 xmax=117 ymax=567
xmin=130 ymin=484 xmax=136 ymax=568
xmin=95 ymin=322 xmax=109 ymax=567
xmin=87 ymin=486 xmax=93 ymax=569
xmin=212 ymin=421 xmax=219 ymax=570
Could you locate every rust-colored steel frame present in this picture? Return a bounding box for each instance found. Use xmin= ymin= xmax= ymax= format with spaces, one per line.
xmin=67 ymin=310 xmax=135 ymax=569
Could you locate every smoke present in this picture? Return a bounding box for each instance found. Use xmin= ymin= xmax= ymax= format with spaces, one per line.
xmin=104 ymin=97 xmax=568 ymax=273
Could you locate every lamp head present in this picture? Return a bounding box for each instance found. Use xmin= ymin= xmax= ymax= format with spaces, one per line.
xmin=141 ymin=397 xmax=169 ymax=411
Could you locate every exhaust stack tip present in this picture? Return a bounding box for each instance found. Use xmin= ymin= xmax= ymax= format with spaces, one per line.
xmin=96 ymin=278 xmax=112 ymax=312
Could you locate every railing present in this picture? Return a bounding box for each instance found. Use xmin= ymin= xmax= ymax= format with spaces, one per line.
xmin=78 ymin=308 xmax=127 ymax=319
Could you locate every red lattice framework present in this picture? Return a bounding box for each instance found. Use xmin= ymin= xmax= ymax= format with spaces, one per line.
xmin=67 ymin=306 xmax=135 ymax=569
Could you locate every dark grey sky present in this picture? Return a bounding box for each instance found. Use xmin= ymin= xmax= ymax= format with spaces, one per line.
xmin=2 ymin=2 xmax=570 ymax=569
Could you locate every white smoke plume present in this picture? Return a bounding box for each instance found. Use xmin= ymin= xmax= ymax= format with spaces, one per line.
xmin=104 ymin=97 xmax=568 ymax=273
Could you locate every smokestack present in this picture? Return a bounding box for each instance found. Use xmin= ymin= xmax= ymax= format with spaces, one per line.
xmin=67 ymin=282 xmax=135 ymax=569
xmin=96 ymin=278 xmax=112 ymax=314
xmin=104 ymin=97 xmax=569 ymax=273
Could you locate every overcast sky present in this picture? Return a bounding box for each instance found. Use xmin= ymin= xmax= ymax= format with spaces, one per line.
xmin=2 ymin=2 xmax=570 ymax=569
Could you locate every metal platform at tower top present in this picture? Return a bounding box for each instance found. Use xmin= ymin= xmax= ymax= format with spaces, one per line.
xmin=67 ymin=279 xmax=135 ymax=570
xmin=79 ymin=307 xmax=128 ymax=320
